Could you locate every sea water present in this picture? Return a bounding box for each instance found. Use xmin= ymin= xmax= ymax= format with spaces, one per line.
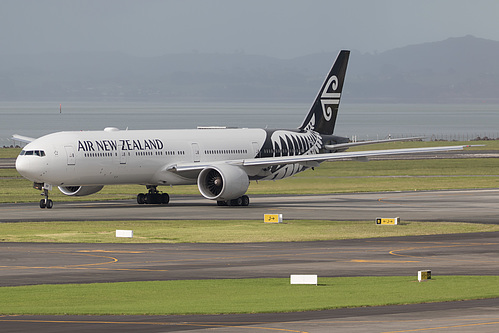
xmin=1 ymin=102 xmax=498 ymax=146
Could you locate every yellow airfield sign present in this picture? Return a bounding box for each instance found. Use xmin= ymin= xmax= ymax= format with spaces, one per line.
xmin=418 ymin=270 xmax=432 ymax=281
xmin=376 ymin=217 xmax=400 ymax=225
xmin=264 ymin=214 xmax=283 ymax=223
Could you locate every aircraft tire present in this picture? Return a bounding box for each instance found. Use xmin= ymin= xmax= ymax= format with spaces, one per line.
xmin=161 ymin=193 xmax=170 ymax=204
xmin=241 ymin=195 xmax=250 ymax=206
xmin=39 ymin=199 xmax=46 ymax=209
xmin=229 ymin=197 xmax=243 ymax=206
xmin=217 ymin=200 xmax=227 ymax=206
xmin=46 ymin=199 xmax=53 ymax=209
xmin=137 ymin=193 xmax=146 ymax=204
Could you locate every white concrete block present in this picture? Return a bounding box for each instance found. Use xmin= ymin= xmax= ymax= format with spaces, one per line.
xmin=290 ymin=274 xmax=317 ymax=285
xmin=116 ymin=230 xmax=133 ymax=238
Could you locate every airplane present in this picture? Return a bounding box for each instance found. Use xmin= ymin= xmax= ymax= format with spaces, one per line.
xmin=14 ymin=50 xmax=468 ymax=209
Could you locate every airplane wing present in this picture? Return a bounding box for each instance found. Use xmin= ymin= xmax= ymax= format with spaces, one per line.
xmin=12 ymin=134 xmax=36 ymax=144
xmin=324 ymin=137 xmax=423 ymax=150
xmin=170 ymin=145 xmax=468 ymax=172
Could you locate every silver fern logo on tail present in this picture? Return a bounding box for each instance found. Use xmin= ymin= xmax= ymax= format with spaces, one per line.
xmin=259 ymin=130 xmax=322 ymax=181
xmin=270 ymin=130 xmax=322 ymax=157
xmin=321 ymin=75 xmax=340 ymax=122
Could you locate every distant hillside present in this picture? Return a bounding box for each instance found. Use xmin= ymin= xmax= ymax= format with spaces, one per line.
xmin=1 ymin=35 xmax=499 ymax=103
xmin=347 ymin=35 xmax=499 ymax=102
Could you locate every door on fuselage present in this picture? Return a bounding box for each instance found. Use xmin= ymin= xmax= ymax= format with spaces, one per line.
xmin=252 ymin=141 xmax=260 ymax=158
xmin=119 ymin=145 xmax=127 ymax=164
xmin=191 ymin=143 xmax=200 ymax=162
xmin=64 ymin=145 xmax=76 ymax=165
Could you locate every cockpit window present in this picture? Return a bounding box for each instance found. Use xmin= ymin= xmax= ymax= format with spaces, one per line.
xmin=20 ymin=150 xmax=45 ymax=157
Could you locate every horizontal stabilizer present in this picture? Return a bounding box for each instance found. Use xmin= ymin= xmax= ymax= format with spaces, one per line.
xmin=325 ymin=137 xmax=423 ymax=150
xmin=12 ymin=134 xmax=36 ymax=144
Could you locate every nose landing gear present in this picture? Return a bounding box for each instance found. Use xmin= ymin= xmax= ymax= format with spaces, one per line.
xmin=35 ymin=183 xmax=53 ymax=209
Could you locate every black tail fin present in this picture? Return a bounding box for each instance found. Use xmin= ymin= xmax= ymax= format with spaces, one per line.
xmin=299 ymin=50 xmax=350 ymax=135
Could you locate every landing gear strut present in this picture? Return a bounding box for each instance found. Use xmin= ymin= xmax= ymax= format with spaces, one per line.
xmin=217 ymin=195 xmax=250 ymax=207
xmin=37 ymin=183 xmax=53 ymax=209
xmin=137 ymin=185 xmax=169 ymax=205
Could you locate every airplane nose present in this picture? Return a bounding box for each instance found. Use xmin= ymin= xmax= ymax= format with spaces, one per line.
xmin=15 ymin=156 xmax=33 ymax=180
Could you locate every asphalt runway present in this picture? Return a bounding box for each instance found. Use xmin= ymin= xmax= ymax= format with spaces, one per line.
xmin=0 ymin=158 xmax=15 ymax=169
xmin=1 ymin=189 xmax=499 ymax=223
xmin=1 ymin=190 xmax=499 ymax=332
xmin=1 ymin=232 xmax=499 ymax=332
xmin=1 ymin=299 xmax=498 ymax=333
xmin=2 ymin=232 xmax=499 ymax=286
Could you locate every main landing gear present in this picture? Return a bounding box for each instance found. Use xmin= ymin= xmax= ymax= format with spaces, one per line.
xmin=137 ymin=185 xmax=170 ymax=205
xmin=217 ymin=195 xmax=250 ymax=207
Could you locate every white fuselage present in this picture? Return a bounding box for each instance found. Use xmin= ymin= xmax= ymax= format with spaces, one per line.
xmin=14 ymin=50 xmax=350 ymax=205
xmin=15 ymin=127 xmax=305 ymax=187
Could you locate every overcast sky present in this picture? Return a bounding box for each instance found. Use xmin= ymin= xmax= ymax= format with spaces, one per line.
xmin=2 ymin=0 xmax=499 ymax=58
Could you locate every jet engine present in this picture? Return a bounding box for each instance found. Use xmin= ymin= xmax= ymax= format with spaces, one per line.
xmin=58 ymin=185 xmax=104 ymax=196
xmin=197 ymin=165 xmax=249 ymax=201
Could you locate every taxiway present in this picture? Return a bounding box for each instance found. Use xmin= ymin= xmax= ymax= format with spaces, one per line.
xmin=1 ymin=190 xmax=498 ymax=332
xmin=1 ymin=189 xmax=499 ymax=223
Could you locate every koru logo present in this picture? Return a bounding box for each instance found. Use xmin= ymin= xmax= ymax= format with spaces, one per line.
xmin=321 ymin=75 xmax=340 ymax=121
xmin=324 ymin=106 xmax=332 ymax=121
xmin=328 ymin=75 xmax=338 ymax=91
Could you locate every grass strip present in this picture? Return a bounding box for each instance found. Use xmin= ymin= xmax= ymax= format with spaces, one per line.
xmin=1 ymin=220 xmax=498 ymax=243
xmin=1 ymin=157 xmax=499 ymax=203
xmin=1 ymin=141 xmax=497 ymax=158
xmin=0 ymin=148 xmax=21 ymax=158
xmin=0 ymin=276 xmax=498 ymax=315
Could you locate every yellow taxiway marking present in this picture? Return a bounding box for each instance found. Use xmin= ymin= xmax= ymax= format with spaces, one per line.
xmin=78 ymin=250 xmax=149 ymax=254
xmin=383 ymin=320 xmax=499 ymax=332
xmin=0 ymin=318 xmax=308 ymax=332
xmin=2 ymin=240 xmax=496 ymax=272
xmin=0 ymin=252 xmax=118 ymax=270
xmin=389 ymin=242 xmax=497 ymax=258
xmin=350 ymin=260 xmax=419 ymax=263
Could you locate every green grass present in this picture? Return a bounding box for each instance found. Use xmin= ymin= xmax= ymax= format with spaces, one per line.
xmin=0 ymin=147 xmax=21 ymax=158
xmin=296 ymin=158 xmax=499 ymax=177
xmin=0 ymin=276 xmax=498 ymax=315
xmin=1 ymin=157 xmax=498 ymax=203
xmin=249 ymin=158 xmax=499 ymax=195
xmin=0 ymin=140 xmax=496 ymax=158
xmin=1 ymin=220 xmax=498 ymax=243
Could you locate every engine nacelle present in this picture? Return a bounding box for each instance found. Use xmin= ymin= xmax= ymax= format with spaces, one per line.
xmin=197 ymin=165 xmax=249 ymax=201
xmin=58 ymin=185 xmax=104 ymax=196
